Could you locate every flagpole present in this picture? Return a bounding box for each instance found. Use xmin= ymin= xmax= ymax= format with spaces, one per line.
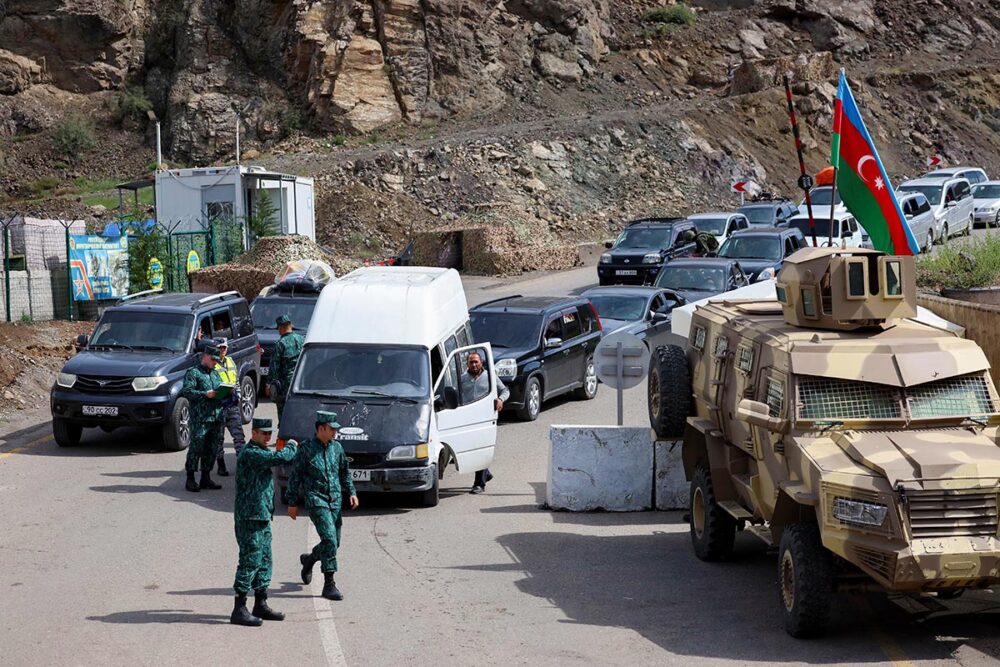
xmin=783 ymin=74 xmax=818 ymax=247
xmin=829 ymin=68 xmax=846 ymax=247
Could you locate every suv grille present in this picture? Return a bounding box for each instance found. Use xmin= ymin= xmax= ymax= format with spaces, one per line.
xmin=907 ymin=488 xmax=999 ymax=538
xmin=75 ymin=375 xmax=134 ymax=394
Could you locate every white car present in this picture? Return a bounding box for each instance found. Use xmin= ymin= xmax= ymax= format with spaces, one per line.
xmin=784 ymin=211 xmax=867 ymax=248
xmin=796 ymin=185 xmax=848 ymax=220
xmin=972 ymin=181 xmax=1000 ymax=228
xmin=898 ymin=177 xmax=975 ymax=241
xmin=923 ymin=166 xmax=989 ymax=186
xmin=897 ymin=191 xmax=936 ymax=252
xmin=686 ymin=212 xmax=750 ymax=246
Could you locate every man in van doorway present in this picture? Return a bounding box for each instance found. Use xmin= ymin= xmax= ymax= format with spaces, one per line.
xmin=462 ymin=351 xmax=508 ymax=494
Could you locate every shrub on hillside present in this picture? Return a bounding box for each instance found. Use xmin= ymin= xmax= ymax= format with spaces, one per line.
xmin=643 ymin=4 xmax=696 ymax=26
xmin=53 ymin=115 xmax=96 ymax=163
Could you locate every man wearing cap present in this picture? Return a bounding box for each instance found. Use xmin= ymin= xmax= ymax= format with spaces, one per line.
xmin=267 ymin=314 xmax=304 ymax=426
xmin=181 ymin=346 xmax=225 ymax=492
xmin=231 ymin=418 xmax=298 ymax=627
xmin=287 ymin=411 xmax=359 ymax=601
xmin=214 ymin=338 xmax=245 ymax=477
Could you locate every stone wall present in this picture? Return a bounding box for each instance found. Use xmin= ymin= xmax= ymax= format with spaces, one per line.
xmin=411 ymin=226 xmax=580 ymax=276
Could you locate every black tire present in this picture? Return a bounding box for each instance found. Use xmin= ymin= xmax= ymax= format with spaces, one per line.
xmin=994 ymin=212 xmax=1000 ymax=229
xmin=572 ymin=355 xmax=598 ymax=400
xmin=53 ymin=418 xmax=82 ymax=447
xmin=420 ymin=468 xmax=440 ymax=507
xmin=162 ymin=397 xmax=192 ymax=452
xmin=941 ymin=222 xmax=949 ymax=243
xmin=437 ymin=449 xmax=450 ymax=480
xmin=779 ymin=522 xmax=834 ymax=638
xmin=517 ymin=376 xmax=542 ymax=421
xmin=689 ymin=466 xmax=736 ymax=561
xmin=648 ymin=344 xmax=691 ymax=439
xmin=239 ymin=374 xmax=257 ymax=425
xmin=923 ymin=229 xmax=933 ymax=254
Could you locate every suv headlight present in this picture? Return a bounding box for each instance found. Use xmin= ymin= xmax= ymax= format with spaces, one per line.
xmin=495 ymin=358 xmax=517 ymax=379
xmin=600 ymin=253 xmax=612 ymax=264
xmin=832 ymin=497 xmax=888 ymax=527
xmin=56 ymin=372 xmax=77 ymax=388
xmin=754 ymin=267 xmax=776 ymax=282
xmin=643 ymin=252 xmax=662 ymax=264
xmin=386 ymin=444 xmax=429 ymax=461
xmin=132 ymin=376 xmax=168 ymax=392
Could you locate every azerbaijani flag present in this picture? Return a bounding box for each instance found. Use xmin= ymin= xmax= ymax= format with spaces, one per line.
xmin=831 ymin=71 xmax=919 ymax=255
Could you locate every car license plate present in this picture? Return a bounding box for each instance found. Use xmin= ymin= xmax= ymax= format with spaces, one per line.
xmin=83 ymin=405 xmax=118 ymax=416
xmin=260 ymin=367 xmax=269 ymax=376
xmin=350 ymin=469 xmax=371 ymax=482
xmin=616 ymin=270 xmax=638 ymax=276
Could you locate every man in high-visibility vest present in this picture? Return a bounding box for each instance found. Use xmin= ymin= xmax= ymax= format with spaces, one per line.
xmin=215 ymin=339 xmax=246 ymax=476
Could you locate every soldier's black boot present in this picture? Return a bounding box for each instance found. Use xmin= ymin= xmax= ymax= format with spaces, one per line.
xmin=230 ymin=595 xmax=263 ymax=627
xmin=321 ymin=572 xmax=343 ymax=601
xmin=300 ymin=553 xmax=317 ymax=585
xmin=216 ymin=454 xmax=229 ymax=477
xmin=199 ymin=470 xmax=222 ymax=490
xmin=185 ymin=468 xmax=200 ymax=493
xmin=252 ymin=589 xmax=285 ymax=621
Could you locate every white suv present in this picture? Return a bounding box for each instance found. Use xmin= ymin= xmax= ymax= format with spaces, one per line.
xmin=898 ymin=177 xmax=974 ymax=242
xmin=923 ymin=167 xmax=989 ymax=186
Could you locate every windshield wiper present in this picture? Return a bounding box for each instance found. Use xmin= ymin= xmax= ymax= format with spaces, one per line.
xmin=350 ymin=389 xmax=420 ymax=404
xmin=815 ymin=420 xmax=844 ymax=433
xmin=296 ymin=390 xmax=358 ymax=404
xmin=132 ymin=345 xmax=175 ymax=352
xmin=90 ymin=343 xmax=134 ymax=351
xmin=962 ymin=416 xmax=989 ymax=428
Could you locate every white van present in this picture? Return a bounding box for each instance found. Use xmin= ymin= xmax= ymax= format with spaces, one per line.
xmin=277 ymin=266 xmax=499 ymax=507
xmin=898 ymin=177 xmax=974 ymax=241
xmin=784 ymin=211 xmax=867 ymax=248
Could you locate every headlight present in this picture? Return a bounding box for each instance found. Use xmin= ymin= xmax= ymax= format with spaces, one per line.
xmin=386 ymin=443 xmax=429 ymax=461
xmin=643 ymin=252 xmax=662 ymax=264
xmin=495 ymin=358 xmax=517 ymax=379
xmin=56 ymin=372 xmax=77 ymax=388
xmin=754 ymin=267 xmax=776 ymax=282
xmin=132 ymin=376 xmax=168 ymax=391
xmin=832 ymin=497 xmax=888 ymax=527
xmin=600 ymin=253 xmax=612 ymax=264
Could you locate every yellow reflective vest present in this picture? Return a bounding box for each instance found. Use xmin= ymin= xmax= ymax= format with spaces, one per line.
xmin=217 ymin=356 xmax=238 ymax=385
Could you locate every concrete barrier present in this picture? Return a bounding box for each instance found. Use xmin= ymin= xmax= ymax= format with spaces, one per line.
xmin=547 ymin=425 xmax=653 ymax=511
xmin=918 ymin=294 xmax=1000 ymax=390
xmin=654 ymin=440 xmax=689 ymax=510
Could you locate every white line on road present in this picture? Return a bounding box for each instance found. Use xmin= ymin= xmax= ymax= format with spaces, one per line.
xmin=308 ymin=521 xmax=347 ymax=667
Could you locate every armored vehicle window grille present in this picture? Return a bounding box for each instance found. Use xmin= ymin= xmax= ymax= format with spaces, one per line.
xmin=692 ymin=325 xmax=706 ymax=351
xmin=713 ymin=335 xmax=728 ymax=358
xmin=765 ymin=378 xmax=784 ymax=417
xmin=736 ymin=345 xmax=754 ymax=374
xmin=797 ymin=377 xmax=902 ymax=420
xmin=907 ymin=375 xmax=994 ymax=419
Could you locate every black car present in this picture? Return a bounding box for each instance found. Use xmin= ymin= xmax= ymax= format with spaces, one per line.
xmin=597 ymin=218 xmax=696 ymax=286
xmin=737 ymin=200 xmax=798 ymax=228
xmin=716 ymin=227 xmax=807 ymax=282
xmin=250 ymin=280 xmax=323 ymax=392
xmin=652 ymin=257 xmax=749 ymax=302
xmin=581 ymin=286 xmax=684 ymax=351
xmin=50 ymin=290 xmax=260 ymax=449
xmin=470 ymin=296 xmax=602 ymax=421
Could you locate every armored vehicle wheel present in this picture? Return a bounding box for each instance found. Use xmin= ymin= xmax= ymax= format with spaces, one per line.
xmin=689 ymin=466 xmax=736 ymax=561
xmin=53 ymin=418 xmax=82 ymax=447
xmin=778 ymin=523 xmax=834 ymax=638
xmin=648 ymin=345 xmax=691 ymax=439
xmin=162 ymin=397 xmax=191 ymax=452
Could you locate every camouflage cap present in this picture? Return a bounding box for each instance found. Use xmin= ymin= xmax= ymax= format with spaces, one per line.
xmin=204 ymin=345 xmax=222 ymax=362
xmin=276 ymin=314 xmax=292 ymax=326
xmin=316 ymin=410 xmax=341 ymax=428
xmin=251 ymin=417 xmax=274 ymax=432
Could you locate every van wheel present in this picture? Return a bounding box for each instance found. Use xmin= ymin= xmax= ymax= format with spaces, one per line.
xmin=420 ymin=470 xmax=440 ymax=507
xmin=779 ymin=522 xmax=834 ymax=638
xmin=573 ymin=356 xmax=598 ymax=400
xmin=437 ymin=449 xmax=450 ymax=480
xmin=239 ymin=375 xmax=256 ymax=425
xmin=517 ymin=376 xmax=542 ymax=421
xmin=648 ymin=344 xmax=691 ymax=439
xmin=53 ymin=418 xmax=82 ymax=447
xmin=690 ymin=466 xmax=736 ymax=561
xmin=162 ymin=398 xmax=191 ymax=451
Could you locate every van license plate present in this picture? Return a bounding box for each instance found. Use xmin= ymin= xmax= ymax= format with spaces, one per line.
xmin=616 ymin=270 xmax=637 ymax=276
xmin=83 ymin=406 xmax=118 ymax=416
xmin=350 ymin=470 xmax=371 ymax=482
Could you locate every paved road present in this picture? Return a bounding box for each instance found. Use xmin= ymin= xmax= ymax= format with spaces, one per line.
xmin=4 ymin=262 xmax=1000 ymax=666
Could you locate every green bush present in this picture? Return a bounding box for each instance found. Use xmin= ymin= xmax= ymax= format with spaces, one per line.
xmin=30 ymin=175 xmax=61 ymax=198
xmin=643 ymin=4 xmax=696 ymax=25
xmin=248 ymin=191 xmax=280 ymax=241
xmin=115 ymin=87 xmax=153 ymax=124
xmin=53 ymin=115 xmax=96 ymax=162
xmin=125 ymin=220 xmax=167 ymax=293
xmin=916 ymin=236 xmax=1000 ymax=290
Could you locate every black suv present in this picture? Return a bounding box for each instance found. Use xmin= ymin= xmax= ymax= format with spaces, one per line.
xmin=716 ymin=227 xmax=807 ymax=282
xmin=50 ymin=290 xmax=260 ymax=449
xmin=470 ymin=296 xmax=602 ymax=421
xmin=250 ymin=280 xmax=323 ymax=393
xmin=597 ymin=218 xmax=696 ymax=286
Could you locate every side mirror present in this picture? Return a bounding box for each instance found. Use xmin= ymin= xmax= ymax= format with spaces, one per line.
xmin=706 ymin=251 xmax=718 ymax=258
xmin=736 ymin=399 xmax=790 ymax=434
xmin=946 ymin=200 xmax=956 ymax=208
xmin=545 ymin=337 xmax=563 ymax=349
xmin=604 ymin=240 xmax=614 ymax=249
xmin=651 ymin=312 xmax=669 ymax=322
xmin=434 ymin=394 xmax=444 ymax=411
xmin=75 ymin=334 xmax=89 ymax=347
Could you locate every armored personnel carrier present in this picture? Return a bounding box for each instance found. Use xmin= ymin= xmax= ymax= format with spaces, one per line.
xmin=650 ymin=247 xmax=1000 ymax=637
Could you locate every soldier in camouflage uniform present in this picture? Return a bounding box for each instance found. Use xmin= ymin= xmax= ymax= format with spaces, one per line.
xmin=214 ymin=339 xmax=245 ymax=477
xmin=267 ymin=314 xmax=304 ymax=427
xmin=287 ymin=411 xmax=359 ymax=601
xmin=181 ymin=345 xmax=224 ymax=492
xmin=231 ymin=418 xmax=298 ymax=627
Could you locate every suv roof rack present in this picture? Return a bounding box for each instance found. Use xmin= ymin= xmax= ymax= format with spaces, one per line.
xmin=194 ymin=291 xmax=241 ymax=309
xmin=473 ymin=294 xmax=524 ymax=310
xmin=116 ymin=288 xmax=164 ymax=305
xmin=626 ymin=217 xmax=684 ymax=226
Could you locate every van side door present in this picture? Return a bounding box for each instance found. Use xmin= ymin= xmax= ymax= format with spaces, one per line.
xmin=433 ymin=343 xmax=498 ymax=474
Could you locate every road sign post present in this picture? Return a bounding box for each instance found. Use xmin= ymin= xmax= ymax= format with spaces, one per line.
xmin=595 ymin=332 xmax=650 ymax=426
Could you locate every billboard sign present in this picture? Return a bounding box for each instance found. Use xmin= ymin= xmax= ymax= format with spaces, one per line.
xmin=69 ymin=235 xmax=130 ymax=301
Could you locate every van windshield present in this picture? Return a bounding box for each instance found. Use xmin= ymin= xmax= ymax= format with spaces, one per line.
xmin=90 ymin=311 xmax=194 ymax=352
xmin=294 ymin=345 xmax=430 ymax=399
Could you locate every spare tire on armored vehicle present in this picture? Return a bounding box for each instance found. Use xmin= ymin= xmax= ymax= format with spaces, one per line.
xmin=647 ymin=344 xmax=692 ymax=439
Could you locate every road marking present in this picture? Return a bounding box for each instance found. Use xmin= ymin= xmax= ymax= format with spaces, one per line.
xmin=0 ymin=434 xmax=52 ymax=460
xmin=308 ymin=521 xmax=347 ymax=667
xmin=872 ymin=627 xmax=916 ymax=667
